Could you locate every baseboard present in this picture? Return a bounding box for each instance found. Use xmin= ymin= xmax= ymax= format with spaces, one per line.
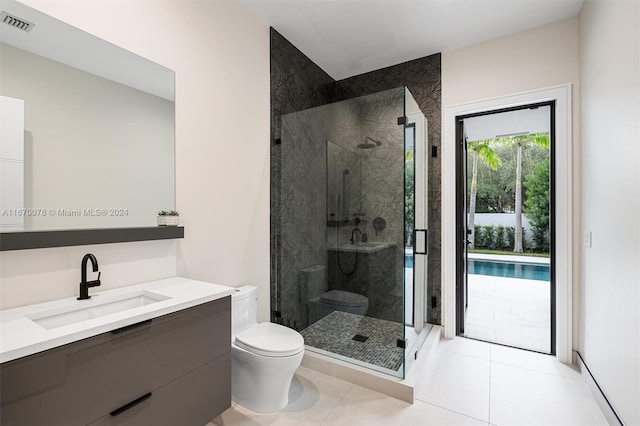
xmin=575 ymin=351 xmax=624 ymax=426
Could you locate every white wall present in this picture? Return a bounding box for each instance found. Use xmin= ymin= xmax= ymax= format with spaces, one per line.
xmin=442 ymin=18 xmax=581 ymax=348
xmin=443 ymin=18 xmax=580 ymax=107
xmin=579 ymin=1 xmax=640 ymax=424
xmin=0 ymin=240 xmax=177 ymax=309
xmin=1 ymin=1 xmax=271 ymax=320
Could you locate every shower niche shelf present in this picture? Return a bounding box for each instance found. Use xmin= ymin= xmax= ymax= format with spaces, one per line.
xmin=328 ymin=242 xmax=396 ymax=254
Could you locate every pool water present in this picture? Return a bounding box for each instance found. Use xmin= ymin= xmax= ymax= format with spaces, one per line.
xmin=405 ymin=256 xmax=414 ymax=268
xmin=404 ymin=255 xmax=548 ymax=281
xmin=468 ymin=259 xmax=550 ymax=281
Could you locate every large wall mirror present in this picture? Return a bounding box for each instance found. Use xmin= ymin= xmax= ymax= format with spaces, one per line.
xmin=0 ymin=0 xmax=175 ymax=246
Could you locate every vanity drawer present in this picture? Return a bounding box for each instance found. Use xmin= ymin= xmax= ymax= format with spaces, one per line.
xmin=0 ymin=297 xmax=231 ymax=426
xmin=86 ymin=389 xmax=207 ymax=426
xmin=88 ymin=352 xmax=231 ymax=426
xmin=102 ymin=295 xmax=230 ymax=390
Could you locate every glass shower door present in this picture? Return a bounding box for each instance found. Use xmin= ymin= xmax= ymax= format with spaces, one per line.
xmin=403 ymin=87 xmax=429 ymax=376
xmin=274 ymin=87 xmax=429 ymax=379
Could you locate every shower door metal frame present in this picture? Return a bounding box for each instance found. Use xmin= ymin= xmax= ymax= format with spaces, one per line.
xmin=406 ymin=111 xmax=428 ymax=334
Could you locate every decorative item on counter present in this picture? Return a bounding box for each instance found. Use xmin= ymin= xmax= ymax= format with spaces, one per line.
xmin=157 ymin=210 xmax=179 ymax=226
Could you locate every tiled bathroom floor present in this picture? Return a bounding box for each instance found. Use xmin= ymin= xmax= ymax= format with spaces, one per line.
xmin=210 ymin=337 xmax=608 ymax=425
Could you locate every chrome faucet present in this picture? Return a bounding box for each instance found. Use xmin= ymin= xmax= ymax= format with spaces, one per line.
xmin=78 ymin=253 xmax=101 ymax=300
xmin=350 ymin=228 xmax=362 ymax=245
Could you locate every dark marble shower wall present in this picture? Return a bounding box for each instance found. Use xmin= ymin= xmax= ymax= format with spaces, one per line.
xmin=270 ymin=29 xmax=335 ymax=327
xmin=333 ymin=57 xmax=442 ymax=325
xmin=270 ymin=28 xmax=442 ymax=325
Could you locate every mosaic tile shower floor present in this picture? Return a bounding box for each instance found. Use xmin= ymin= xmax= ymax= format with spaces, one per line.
xmin=300 ymin=311 xmax=404 ymax=371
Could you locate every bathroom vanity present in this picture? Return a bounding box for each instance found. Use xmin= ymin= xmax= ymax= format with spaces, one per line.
xmin=0 ymin=4 xmax=231 ymax=424
xmin=0 ymin=278 xmax=233 ymax=425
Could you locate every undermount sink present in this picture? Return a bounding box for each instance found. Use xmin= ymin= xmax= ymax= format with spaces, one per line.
xmin=27 ymin=290 xmax=171 ymax=330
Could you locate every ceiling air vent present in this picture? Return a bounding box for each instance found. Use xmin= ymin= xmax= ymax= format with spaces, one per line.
xmin=0 ymin=12 xmax=34 ymax=33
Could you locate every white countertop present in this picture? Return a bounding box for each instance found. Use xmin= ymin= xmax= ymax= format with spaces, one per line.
xmin=0 ymin=277 xmax=234 ymax=364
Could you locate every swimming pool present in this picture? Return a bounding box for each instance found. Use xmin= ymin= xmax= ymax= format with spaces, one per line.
xmin=468 ymin=259 xmax=550 ymax=281
xmin=405 ymin=255 xmax=414 ymax=268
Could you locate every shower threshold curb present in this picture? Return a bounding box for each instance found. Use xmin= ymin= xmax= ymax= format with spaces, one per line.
xmin=301 ymin=325 xmax=442 ymax=403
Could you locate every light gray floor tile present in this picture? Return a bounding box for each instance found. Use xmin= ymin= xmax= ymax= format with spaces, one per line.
xmin=414 ymin=351 xmax=491 ymax=422
xmin=489 ymin=362 xmax=608 ymax=425
xmin=322 ymin=384 xmax=488 ymax=426
xmin=209 ymin=404 xmax=321 ymax=426
xmin=490 ymin=344 xmax=583 ymax=381
xmin=281 ymin=366 xmax=353 ymax=422
xmin=212 ymin=338 xmax=607 ymax=426
xmin=437 ymin=336 xmax=492 ymax=360
xmin=210 ymin=366 xmax=352 ymax=426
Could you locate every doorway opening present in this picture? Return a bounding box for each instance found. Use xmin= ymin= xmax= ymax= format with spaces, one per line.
xmin=455 ymin=102 xmax=555 ymax=354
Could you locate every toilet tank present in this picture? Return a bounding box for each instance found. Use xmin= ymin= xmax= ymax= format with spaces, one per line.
xmin=231 ymin=285 xmax=258 ymax=336
xmin=299 ymin=265 xmax=327 ymax=301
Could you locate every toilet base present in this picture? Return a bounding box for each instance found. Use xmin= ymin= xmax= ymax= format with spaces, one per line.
xmin=232 ymin=344 xmax=304 ymax=413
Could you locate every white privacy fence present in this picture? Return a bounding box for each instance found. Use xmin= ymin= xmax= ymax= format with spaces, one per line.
xmin=469 ymin=213 xmax=535 ymax=247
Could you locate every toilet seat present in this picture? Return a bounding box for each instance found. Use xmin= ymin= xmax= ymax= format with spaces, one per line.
xmin=235 ymin=322 xmax=304 ymax=357
xmin=320 ymin=290 xmax=368 ymax=309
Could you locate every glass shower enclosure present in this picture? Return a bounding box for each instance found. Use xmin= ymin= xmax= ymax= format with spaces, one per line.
xmin=272 ymin=87 xmax=430 ymax=378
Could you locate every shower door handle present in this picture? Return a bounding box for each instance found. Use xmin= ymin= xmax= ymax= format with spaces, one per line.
xmin=414 ymin=229 xmax=428 ymax=255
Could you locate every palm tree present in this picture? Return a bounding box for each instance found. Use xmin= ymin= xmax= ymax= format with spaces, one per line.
xmin=501 ymin=133 xmax=550 ymax=252
xmin=467 ymin=141 xmax=501 ymax=249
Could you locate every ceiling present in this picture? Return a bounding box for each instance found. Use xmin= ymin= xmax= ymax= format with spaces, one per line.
xmin=240 ymin=0 xmax=584 ymax=80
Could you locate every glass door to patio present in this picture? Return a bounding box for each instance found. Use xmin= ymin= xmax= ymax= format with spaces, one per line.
xmin=456 ymin=104 xmax=554 ymax=354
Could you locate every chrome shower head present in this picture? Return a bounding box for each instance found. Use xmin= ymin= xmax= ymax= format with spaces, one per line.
xmin=357 ymin=137 xmax=382 ymax=149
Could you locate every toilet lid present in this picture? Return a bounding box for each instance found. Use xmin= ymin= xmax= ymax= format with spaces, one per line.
xmin=235 ymin=322 xmax=304 ymax=357
xmin=320 ymin=290 xmax=368 ymax=308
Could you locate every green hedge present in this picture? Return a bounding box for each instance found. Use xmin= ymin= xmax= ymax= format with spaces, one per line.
xmin=474 ymin=224 xmax=522 ymax=251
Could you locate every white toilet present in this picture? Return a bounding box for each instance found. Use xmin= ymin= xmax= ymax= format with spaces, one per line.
xmin=231 ymin=286 xmax=304 ymax=413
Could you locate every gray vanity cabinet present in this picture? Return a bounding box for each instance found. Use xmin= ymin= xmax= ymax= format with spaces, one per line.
xmin=0 ymin=296 xmax=231 ymax=426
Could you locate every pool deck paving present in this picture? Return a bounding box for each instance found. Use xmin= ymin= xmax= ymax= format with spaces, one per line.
xmin=465 ymin=273 xmax=551 ymax=353
xmin=404 ymin=251 xmax=551 ymax=352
